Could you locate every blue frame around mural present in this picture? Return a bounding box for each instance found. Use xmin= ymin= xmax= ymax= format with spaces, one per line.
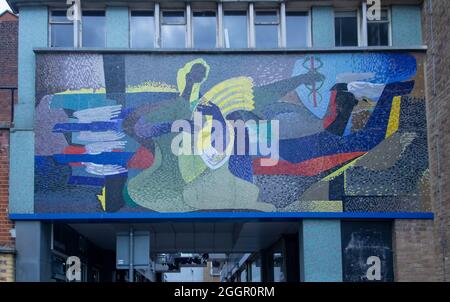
xmin=10 ymin=212 xmax=434 ymax=221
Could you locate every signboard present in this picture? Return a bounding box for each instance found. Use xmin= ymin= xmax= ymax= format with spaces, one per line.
xmin=34 ymin=52 xmax=428 ymax=216
xmin=116 ymin=231 xmax=150 ymax=269
xmin=341 ymin=221 xmax=394 ymax=282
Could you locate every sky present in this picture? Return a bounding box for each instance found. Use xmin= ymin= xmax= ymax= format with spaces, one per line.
xmin=0 ymin=0 xmax=11 ymax=14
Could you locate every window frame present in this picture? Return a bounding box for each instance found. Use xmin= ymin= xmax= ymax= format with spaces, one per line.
xmin=47 ymin=2 xmax=398 ymax=50
xmin=223 ymin=9 xmax=250 ymax=48
xmin=334 ymin=8 xmax=361 ymax=47
xmin=80 ymin=9 xmax=107 ymax=48
xmin=191 ymin=8 xmax=219 ymax=49
xmin=160 ymin=8 xmax=188 ymax=48
xmin=129 ymin=8 xmax=156 ymax=49
xmin=49 ymin=9 xmax=75 ymax=48
xmin=366 ymin=7 xmax=392 ymax=47
xmin=253 ymin=8 xmax=281 ymax=48
xmin=285 ymin=9 xmax=311 ymax=49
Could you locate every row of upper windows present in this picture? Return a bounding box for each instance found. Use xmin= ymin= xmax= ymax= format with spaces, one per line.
xmin=49 ymin=4 xmax=391 ymax=49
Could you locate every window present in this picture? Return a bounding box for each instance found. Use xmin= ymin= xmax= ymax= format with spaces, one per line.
xmin=250 ymin=257 xmax=261 ymax=282
xmin=272 ymin=252 xmax=285 ymax=282
xmin=254 ymin=10 xmax=279 ymax=48
xmin=335 ymin=11 xmax=358 ymax=47
xmin=240 ymin=267 xmax=247 ymax=282
xmin=130 ymin=11 xmax=155 ymax=48
xmin=224 ymin=11 xmax=248 ymax=48
xmin=367 ymin=9 xmax=389 ymax=46
xmin=50 ymin=10 xmax=74 ymax=47
xmin=82 ymin=11 xmax=106 ymax=47
xmin=193 ymin=11 xmax=217 ymax=48
xmin=286 ymin=11 xmax=308 ymax=48
xmin=161 ymin=10 xmax=186 ymax=48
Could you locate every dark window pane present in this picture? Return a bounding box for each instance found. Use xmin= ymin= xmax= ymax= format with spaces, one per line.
xmin=367 ymin=23 xmax=378 ymax=46
xmin=162 ymin=11 xmax=185 ymax=24
xmin=131 ymin=11 xmax=154 ymax=48
xmin=340 ymin=17 xmax=358 ymax=46
xmin=379 ymin=22 xmax=389 ymax=45
xmin=82 ymin=11 xmax=105 ymax=47
xmin=255 ymin=25 xmax=278 ymax=48
xmin=255 ymin=10 xmax=278 ymax=24
xmin=367 ymin=9 xmax=389 ymax=46
xmin=51 ymin=24 xmax=74 ymax=47
xmin=255 ymin=10 xmax=279 ymax=24
xmin=193 ymin=11 xmax=216 ymax=48
xmin=51 ymin=10 xmax=70 ymax=22
xmin=335 ymin=12 xmax=358 ymax=46
xmin=224 ymin=11 xmax=248 ymax=48
xmin=286 ymin=12 xmax=308 ymax=48
xmin=368 ymin=22 xmax=389 ymax=46
xmin=83 ymin=11 xmax=105 ymax=17
xmin=131 ymin=11 xmax=154 ymax=17
xmin=335 ymin=18 xmax=341 ymax=46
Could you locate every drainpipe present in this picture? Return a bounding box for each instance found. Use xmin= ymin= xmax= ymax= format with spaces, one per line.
xmin=129 ymin=227 xmax=134 ymax=282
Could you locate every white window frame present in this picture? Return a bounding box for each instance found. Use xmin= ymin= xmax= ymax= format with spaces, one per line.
xmin=217 ymin=2 xmax=224 ymax=48
xmin=249 ymin=3 xmax=255 ymax=48
xmin=357 ymin=7 xmax=362 ymax=46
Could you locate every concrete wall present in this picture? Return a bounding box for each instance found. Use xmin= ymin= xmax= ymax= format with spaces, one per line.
xmin=392 ymin=5 xmax=423 ymax=46
xmin=106 ymin=6 xmax=129 ymax=48
xmin=301 ymin=220 xmax=342 ymax=282
xmin=311 ymin=6 xmax=334 ymax=47
xmin=15 ymin=221 xmax=52 ymax=281
xmin=9 ymin=6 xmax=47 ymax=214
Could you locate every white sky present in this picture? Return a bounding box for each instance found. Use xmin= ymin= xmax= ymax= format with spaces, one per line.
xmin=0 ymin=0 xmax=12 ymax=14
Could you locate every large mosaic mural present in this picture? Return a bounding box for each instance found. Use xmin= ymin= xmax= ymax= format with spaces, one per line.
xmin=34 ymin=52 xmax=429 ymax=214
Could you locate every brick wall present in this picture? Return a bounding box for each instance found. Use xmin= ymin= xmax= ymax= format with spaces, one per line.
xmin=0 ymin=11 xmax=18 ymax=253
xmin=0 ymin=130 xmax=13 ymax=248
xmin=393 ymin=219 xmax=439 ymax=282
xmin=0 ymin=12 xmax=18 ymax=125
xmin=422 ymin=0 xmax=450 ymax=281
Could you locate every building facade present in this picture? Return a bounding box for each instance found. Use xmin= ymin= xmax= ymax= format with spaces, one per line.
xmin=4 ymin=0 xmax=448 ymax=282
